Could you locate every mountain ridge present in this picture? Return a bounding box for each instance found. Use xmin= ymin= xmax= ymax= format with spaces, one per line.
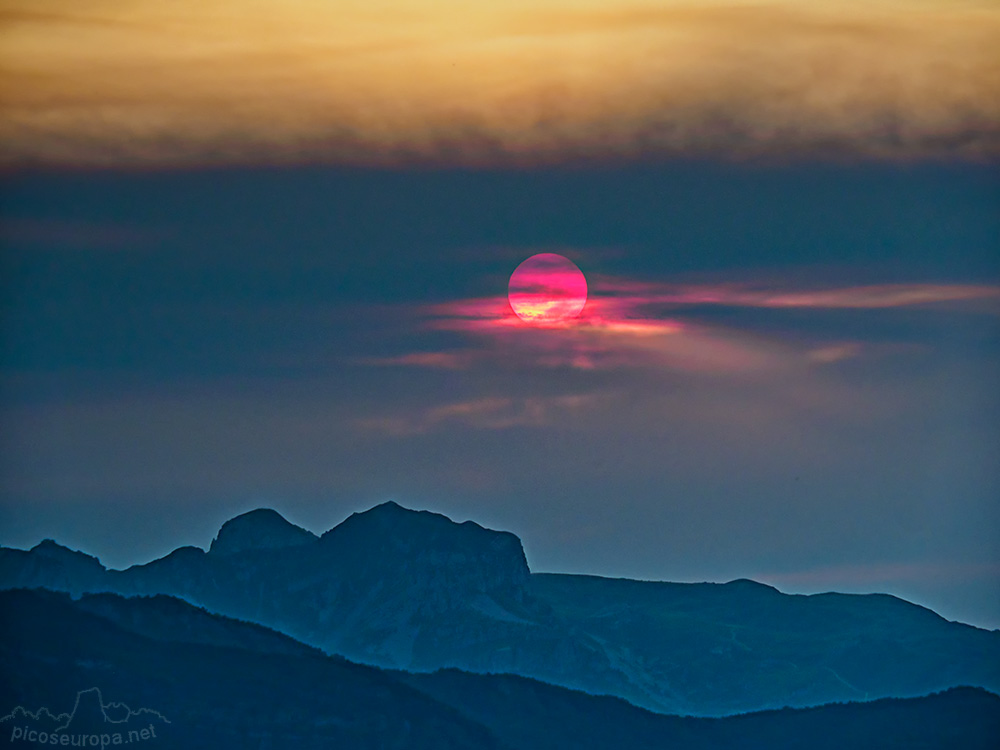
xmin=1 ymin=500 xmax=998 ymax=716
xmin=3 ymin=588 xmax=998 ymax=749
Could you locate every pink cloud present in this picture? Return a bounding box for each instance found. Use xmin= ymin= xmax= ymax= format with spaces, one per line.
xmin=420 ymin=291 xmax=799 ymax=374
xmin=367 ymin=272 xmax=998 ymax=376
xmin=743 ymin=283 xmax=1000 ymax=309
xmin=589 ymin=277 xmax=1000 ymax=311
xmin=807 ymin=343 xmax=864 ymax=364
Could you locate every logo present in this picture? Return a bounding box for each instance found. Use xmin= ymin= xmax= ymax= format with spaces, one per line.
xmin=2 ymin=688 xmax=169 ymax=747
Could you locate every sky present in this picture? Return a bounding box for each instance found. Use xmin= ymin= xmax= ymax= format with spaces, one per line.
xmin=1 ymin=1 xmax=999 ymax=628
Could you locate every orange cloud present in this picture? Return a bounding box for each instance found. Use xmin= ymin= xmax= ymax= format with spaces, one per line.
xmin=1 ymin=0 xmax=998 ymax=166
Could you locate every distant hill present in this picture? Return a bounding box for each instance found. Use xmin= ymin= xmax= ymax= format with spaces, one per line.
xmin=2 ymin=589 xmax=998 ymax=749
xmin=2 ymin=501 xmax=998 ymax=715
xmin=208 ymin=507 xmax=317 ymax=556
xmin=399 ymin=670 xmax=1000 ymax=750
xmin=0 ymin=589 xmax=501 ymax=749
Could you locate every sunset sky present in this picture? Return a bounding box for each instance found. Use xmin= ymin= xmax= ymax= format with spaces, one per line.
xmin=1 ymin=1 xmax=998 ymax=628
xmin=3 ymin=0 xmax=998 ymax=165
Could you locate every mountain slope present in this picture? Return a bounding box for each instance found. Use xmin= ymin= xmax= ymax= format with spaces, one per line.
xmin=401 ymin=669 xmax=1000 ymax=750
xmin=1 ymin=501 xmax=998 ymax=716
xmin=2 ymin=589 xmax=998 ymax=750
xmin=0 ymin=588 xmax=503 ymax=750
xmin=528 ymin=572 xmax=1000 ymax=714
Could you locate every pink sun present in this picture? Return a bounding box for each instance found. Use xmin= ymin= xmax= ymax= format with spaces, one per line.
xmin=508 ymin=253 xmax=588 ymax=324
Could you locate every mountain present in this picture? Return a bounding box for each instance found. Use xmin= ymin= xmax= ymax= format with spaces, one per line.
xmin=72 ymin=591 xmax=321 ymax=657
xmin=208 ymin=508 xmax=317 ymax=556
xmin=527 ymin=572 xmax=1000 ymax=714
xmin=0 ymin=539 xmax=105 ymax=595
xmin=2 ymin=589 xmax=998 ymax=750
xmin=0 ymin=588 xmax=502 ymax=749
xmin=399 ymin=670 xmax=1000 ymax=750
xmin=1 ymin=501 xmax=998 ymax=716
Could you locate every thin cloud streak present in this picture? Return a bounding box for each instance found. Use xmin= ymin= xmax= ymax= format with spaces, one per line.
xmin=590 ymin=278 xmax=1000 ymax=311
xmin=2 ymin=0 xmax=999 ymax=166
xmin=376 ymin=275 xmax=998 ymax=375
xmin=355 ymin=352 xmax=475 ymax=370
xmin=356 ymin=393 xmax=607 ymax=435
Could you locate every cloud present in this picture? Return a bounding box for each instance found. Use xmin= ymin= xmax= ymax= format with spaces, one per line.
xmin=730 ymin=284 xmax=1000 ymax=310
xmin=373 ymin=274 xmax=998 ymax=376
xmin=806 ymin=343 xmax=864 ymax=364
xmin=400 ymin=294 xmax=795 ymax=375
xmin=355 ymin=351 xmax=474 ymax=370
xmin=589 ymin=277 xmax=1000 ymax=311
xmin=356 ymin=392 xmax=606 ymax=435
xmin=1 ymin=0 xmax=998 ymax=166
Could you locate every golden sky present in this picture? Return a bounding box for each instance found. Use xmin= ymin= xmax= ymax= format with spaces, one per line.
xmin=1 ymin=0 xmax=998 ymax=166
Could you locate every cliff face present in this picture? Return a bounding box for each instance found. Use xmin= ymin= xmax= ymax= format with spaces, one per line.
xmin=279 ymin=502 xmax=539 ymax=670
xmin=318 ymin=501 xmax=530 ymax=605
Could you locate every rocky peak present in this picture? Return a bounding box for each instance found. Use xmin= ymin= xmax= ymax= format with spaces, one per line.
xmin=209 ymin=508 xmax=317 ymax=557
xmin=321 ymin=501 xmax=530 ymax=593
xmin=30 ymin=539 xmax=104 ymax=569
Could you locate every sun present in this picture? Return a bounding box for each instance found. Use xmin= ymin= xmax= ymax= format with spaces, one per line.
xmin=508 ymin=253 xmax=588 ymax=324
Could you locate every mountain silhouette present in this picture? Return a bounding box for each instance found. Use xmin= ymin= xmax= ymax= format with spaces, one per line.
xmin=0 ymin=588 xmax=500 ymax=749
xmin=2 ymin=588 xmax=998 ymax=749
xmin=0 ymin=539 xmax=105 ymax=596
xmin=2 ymin=501 xmax=998 ymax=715
xmin=209 ymin=507 xmax=317 ymax=556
